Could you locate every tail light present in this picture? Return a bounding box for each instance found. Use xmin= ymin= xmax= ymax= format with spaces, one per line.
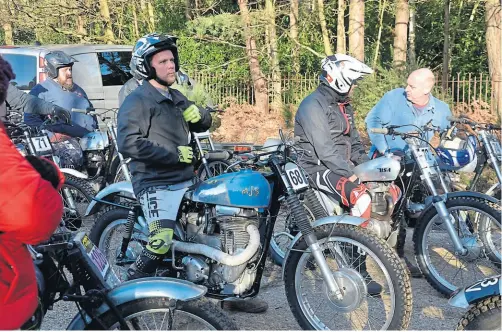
xmin=234 ymin=146 xmax=252 ymax=153
xmin=38 ymin=56 xmax=47 ymax=83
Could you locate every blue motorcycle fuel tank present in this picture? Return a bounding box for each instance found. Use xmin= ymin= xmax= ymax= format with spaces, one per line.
xmin=191 ymin=169 xmax=271 ymax=208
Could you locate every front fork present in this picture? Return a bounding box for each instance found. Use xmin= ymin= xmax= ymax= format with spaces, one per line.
xmin=410 ymin=145 xmax=469 ymax=255
xmin=286 ymin=193 xmax=344 ymax=300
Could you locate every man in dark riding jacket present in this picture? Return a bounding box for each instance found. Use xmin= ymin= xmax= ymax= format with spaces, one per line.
xmin=295 ymin=54 xmax=384 ymax=294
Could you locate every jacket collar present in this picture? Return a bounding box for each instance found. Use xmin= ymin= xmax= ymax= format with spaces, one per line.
xmin=143 ymin=80 xmax=185 ymax=105
xmin=404 ymin=90 xmax=437 ymax=114
xmin=317 ymin=83 xmax=350 ymax=104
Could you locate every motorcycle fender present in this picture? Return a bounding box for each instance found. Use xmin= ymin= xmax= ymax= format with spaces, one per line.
xmin=67 ymin=277 xmax=207 ymax=330
xmin=281 ymin=214 xmax=369 ymax=280
xmin=60 ymin=168 xmax=88 ymax=179
xmin=449 ymin=275 xmax=501 ymax=309
xmin=85 ymin=181 xmax=135 ymax=216
xmin=417 ymin=191 xmax=501 ymax=223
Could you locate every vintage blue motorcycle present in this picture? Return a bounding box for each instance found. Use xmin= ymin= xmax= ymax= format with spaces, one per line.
xmin=86 ymin=130 xmax=412 ymax=330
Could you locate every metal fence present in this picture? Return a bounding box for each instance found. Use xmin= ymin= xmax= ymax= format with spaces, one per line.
xmin=189 ymin=71 xmax=497 ymax=113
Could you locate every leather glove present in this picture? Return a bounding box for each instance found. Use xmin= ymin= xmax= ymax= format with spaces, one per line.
xmin=25 ymin=155 xmax=65 ymax=190
xmin=53 ymin=106 xmax=72 ymax=124
xmin=177 ymin=146 xmax=194 ymax=164
xmin=182 ymin=105 xmax=201 ymax=123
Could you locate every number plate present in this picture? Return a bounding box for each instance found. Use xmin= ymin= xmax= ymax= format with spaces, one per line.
xmin=79 ymin=234 xmax=110 ymax=278
xmin=489 ymin=139 xmax=501 ymax=161
xmin=30 ymin=136 xmax=52 ymax=155
xmin=285 ymin=162 xmax=309 ymax=191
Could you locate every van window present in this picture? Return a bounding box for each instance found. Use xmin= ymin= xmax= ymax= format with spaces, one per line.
xmin=2 ymin=54 xmax=37 ymax=90
xmin=97 ymin=51 xmax=132 ymax=86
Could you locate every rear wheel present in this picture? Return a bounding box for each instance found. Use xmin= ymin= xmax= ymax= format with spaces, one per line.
xmin=60 ymin=174 xmax=95 ymax=233
xmin=86 ymin=297 xmax=238 ymax=330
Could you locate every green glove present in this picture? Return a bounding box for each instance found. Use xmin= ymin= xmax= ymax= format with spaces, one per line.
xmin=177 ymin=146 xmax=194 ymax=163
xmin=183 ymin=105 xmax=202 ymax=123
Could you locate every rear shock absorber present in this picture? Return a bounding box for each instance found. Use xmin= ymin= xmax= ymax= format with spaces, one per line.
xmin=118 ymin=206 xmax=138 ymax=260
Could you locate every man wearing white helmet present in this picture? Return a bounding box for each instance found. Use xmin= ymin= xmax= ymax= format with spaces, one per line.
xmin=295 ymin=54 xmax=382 ymax=295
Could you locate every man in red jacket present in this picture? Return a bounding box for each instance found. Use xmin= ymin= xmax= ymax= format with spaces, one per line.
xmin=0 ymin=57 xmax=64 ymax=329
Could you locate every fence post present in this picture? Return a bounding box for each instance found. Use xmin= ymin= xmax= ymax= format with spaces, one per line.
xmin=468 ymin=73 xmax=472 ymax=110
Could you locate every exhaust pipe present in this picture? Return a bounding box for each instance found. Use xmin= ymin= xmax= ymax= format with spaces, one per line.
xmin=172 ymin=224 xmax=260 ymax=266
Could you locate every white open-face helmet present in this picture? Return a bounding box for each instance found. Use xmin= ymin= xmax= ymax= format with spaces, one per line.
xmin=320 ymin=54 xmax=373 ymax=94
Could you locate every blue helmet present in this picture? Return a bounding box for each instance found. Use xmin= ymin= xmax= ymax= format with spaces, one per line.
xmin=130 ymin=33 xmax=179 ymax=80
xmin=437 ymin=135 xmax=477 ymax=172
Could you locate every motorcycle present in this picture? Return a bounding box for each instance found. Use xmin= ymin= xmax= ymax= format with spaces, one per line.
xmin=439 ymin=116 xmax=501 ymax=200
xmin=4 ymin=120 xmax=96 ymax=232
xmin=20 ymin=225 xmax=235 ymax=330
xmin=71 ymin=108 xmax=132 ymax=191
xmin=86 ymin=130 xmax=412 ymax=330
xmin=449 ymin=275 xmax=501 ymax=330
xmin=270 ymin=124 xmax=501 ymax=297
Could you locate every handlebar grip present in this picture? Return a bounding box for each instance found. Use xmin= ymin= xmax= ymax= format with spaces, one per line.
xmin=370 ymin=128 xmax=389 ymax=134
xmin=71 ymin=108 xmax=88 ymax=114
xmin=446 ymin=116 xmax=462 ymax=122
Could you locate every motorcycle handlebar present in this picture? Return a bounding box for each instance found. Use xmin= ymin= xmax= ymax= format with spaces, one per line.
xmin=370 ymin=128 xmax=389 ymax=134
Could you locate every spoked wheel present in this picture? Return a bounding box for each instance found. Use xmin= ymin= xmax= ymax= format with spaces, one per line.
xmin=60 ymin=174 xmax=95 ymax=233
xmin=269 ymin=201 xmax=314 ymax=266
xmin=86 ymin=297 xmax=238 ymax=330
xmin=197 ymin=161 xmax=233 ymax=181
xmin=284 ymin=224 xmax=412 ymax=330
xmin=414 ymin=196 xmax=501 ymax=296
xmin=89 ymin=206 xmax=148 ymax=282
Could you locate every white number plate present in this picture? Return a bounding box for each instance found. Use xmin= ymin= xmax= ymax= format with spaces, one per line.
xmin=285 ymin=162 xmax=309 ymax=191
xmin=80 ymin=234 xmax=110 ymax=278
xmin=30 ymin=136 xmax=52 ymax=154
xmin=489 ymin=140 xmax=501 ymax=160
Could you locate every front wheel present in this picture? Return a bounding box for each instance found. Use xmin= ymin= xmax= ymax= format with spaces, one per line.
xmin=414 ymin=196 xmax=501 ymax=296
xmin=456 ymin=295 xmax=501 ymax=330
xmin=60 ymin=174 xmax=96 ymax=232
xmin=284 ymin=224 xmax=412 ymax=330
xmin=85 ymin=297 xmax=238 ymax=330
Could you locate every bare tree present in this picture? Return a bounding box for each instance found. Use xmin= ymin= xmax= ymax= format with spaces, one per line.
xmin=99 ymin=0 xmax=115 ymax=43
xmin=1 ymin=0 xmax=14 ymax=45
xmin=408 ymin=0 xmax=416 ymax=66
xmin=485 ymin=0 xmax=501 ymax=116
xmin=393 ymin=0 xmax=409 ymax=70
xmin=318 ymin=0 xmax=333 ymax=55
xmin=290 ymin=0 xmax=300 ymax=74
xmin=349 ymin=0 xmax=365 ymax=61
xmin=441 ymin=0 xmax=450 ymax=90
xmin=238 ymin=0 xmax=269 ymax=111
xmin=265 ymin=0 xmax=282 ymax=112
xmin=337 ymin=0 xmax=346 ymax=54
xmin=373 ymin=0 xmax=387 ymax=69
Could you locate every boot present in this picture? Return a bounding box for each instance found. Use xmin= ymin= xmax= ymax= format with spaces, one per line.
xmin=125 ymin=250 xmax=161 ymax=281
xmin=221 ymin=298 xmax=269 ymax=313
xmin=402 ymin=256 xmax=422 ymax=278
xmin=358 ymin=253 xmax=383 ymax=296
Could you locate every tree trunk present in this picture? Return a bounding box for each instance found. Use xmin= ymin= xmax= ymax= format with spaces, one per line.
xmin=373 ymin=0 xmax=387 ymax=69
xmin=77 ymin=16 xmax=87 ymax=38
xmin=441 ymin=0 xmax=450 ymax=91
xmin=147 ymin=0 xmax=155 ymax=31
xmin=2 ymin=22 xmax=13 ymax=45
xmin=266 ymin=0 xmax=282 ymax=112
xmin=408 ymin=0 xmax=416 ymax=66
xmin=337 ymin=0 xmax=346 ymax=54
xmin=290 ymin=0 xmax=300 ymax=74
xmin=99 ymin=0 xmax=115 ymax=43
xmin=485 ymin=0 xmax=501 ymax=116
xmin=317 ymin=0 xmax=333 ymax=55
xmin=349 ymin=0 xmax=365 ymax=61
xmin=185 ymin=0 xmax=192 ymax=19
xmin=238 ymin=0 xmax=269 ymax=112
xmin=132 ymin=2 xmax=140 ymax=39
xmin=393 ymin=0 xmax=409 ymax=70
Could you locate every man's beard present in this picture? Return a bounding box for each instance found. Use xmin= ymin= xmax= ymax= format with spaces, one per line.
xmin=59 ymin=78 xmax=74 ymax=90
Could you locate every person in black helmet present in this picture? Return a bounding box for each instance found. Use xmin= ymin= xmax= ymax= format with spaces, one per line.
xmin=117 ymin=33 xmax=268 ymax=314
xmin=25 ymin=50 xmax=97 ymax=138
